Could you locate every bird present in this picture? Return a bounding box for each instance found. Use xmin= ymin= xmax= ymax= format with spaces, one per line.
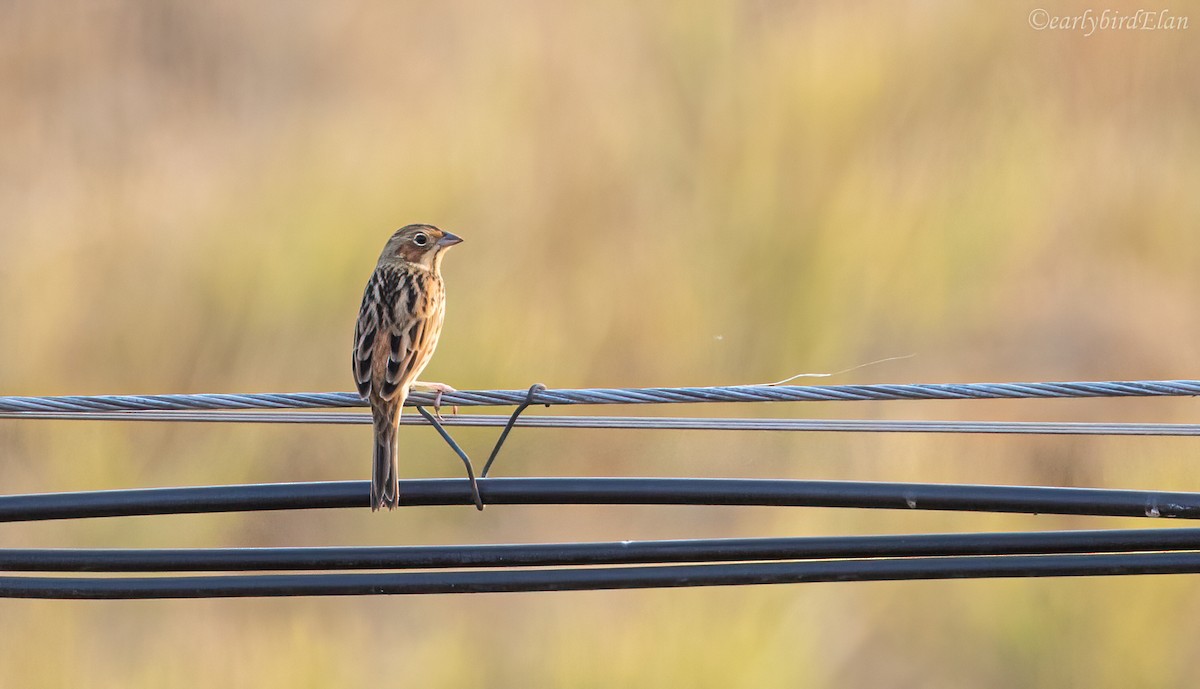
xmin=352 ymin=224 xmax=462 ymax=511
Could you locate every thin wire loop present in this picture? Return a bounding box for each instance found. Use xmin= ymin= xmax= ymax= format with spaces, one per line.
xmin=413 ymin=407 xmax=483 ymax=511
xmin=482 ymin=383 xmax=547 ymax=477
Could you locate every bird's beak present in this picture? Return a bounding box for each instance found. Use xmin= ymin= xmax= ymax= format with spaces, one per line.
xmin=437 ymin=232 xmax=463 ymax=247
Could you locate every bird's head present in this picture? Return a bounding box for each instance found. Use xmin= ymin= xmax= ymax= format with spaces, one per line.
xmin=378 ymin=224 xmax=463 ymax=270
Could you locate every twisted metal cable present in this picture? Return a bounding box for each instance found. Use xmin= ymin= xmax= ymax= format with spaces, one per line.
xmin=2 ymin=379 xmax=1200 ymax=414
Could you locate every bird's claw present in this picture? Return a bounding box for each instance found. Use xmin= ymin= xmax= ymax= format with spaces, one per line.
xmin=413 ymin=381 xmax=457 ymax=421
xmin=432 ymin=388 xmax=446 ymax=421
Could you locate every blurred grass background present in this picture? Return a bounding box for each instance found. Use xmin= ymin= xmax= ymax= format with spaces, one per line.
xmin=2 ymin=0 xmax=1200 ymax=686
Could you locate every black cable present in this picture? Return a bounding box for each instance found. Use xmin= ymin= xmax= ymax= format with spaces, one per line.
xmin=4 ymin=528 xmax=1200 ymax=572
xmin=4 ymin=551 xmax=1200 ymax=599
xmin=3 ymin=477 xmax=1200 ymax=522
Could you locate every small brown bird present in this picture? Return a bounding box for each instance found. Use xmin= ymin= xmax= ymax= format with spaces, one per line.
xmin=353 ymin=224 xmax=462 ymax=510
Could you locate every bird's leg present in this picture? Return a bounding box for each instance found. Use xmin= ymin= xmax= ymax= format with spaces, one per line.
xmin=410 ymin=381 xmax=457 ymax=419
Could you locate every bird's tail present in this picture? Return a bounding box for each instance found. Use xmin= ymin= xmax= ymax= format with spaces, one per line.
xmin=370 ymin=400 xmax=402 ymax=511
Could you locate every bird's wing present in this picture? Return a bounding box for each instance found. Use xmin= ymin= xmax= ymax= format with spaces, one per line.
xmin=353 ymin=264 xmax=431 ymax=402
xmin=353 ymin=265 xmax=404 ymax=400
xmin=352 ymin=271 xmax=381 ymax=399
xmin=385 ymin=312 xmax=434 ymax=395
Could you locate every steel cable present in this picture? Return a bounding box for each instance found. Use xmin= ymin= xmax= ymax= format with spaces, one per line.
xmin=2 ymin=379 xmax=1200 ymax=414
xmin=3 ymin=410 xmax=1200 ymax=436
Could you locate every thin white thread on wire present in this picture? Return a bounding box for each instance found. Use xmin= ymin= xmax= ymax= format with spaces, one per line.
xmin=2 ymin=410 xmax=1200 ymax=436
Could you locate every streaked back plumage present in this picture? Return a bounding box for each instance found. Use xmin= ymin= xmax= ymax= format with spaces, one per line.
xmin=352 ymin=224 xmax=461 ymax=510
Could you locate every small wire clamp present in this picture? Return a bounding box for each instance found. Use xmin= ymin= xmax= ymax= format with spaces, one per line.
xmin=414 ymin=405 xmax=484 ymax=511
xmin=482 ymin=383 xmax=548 ymax=478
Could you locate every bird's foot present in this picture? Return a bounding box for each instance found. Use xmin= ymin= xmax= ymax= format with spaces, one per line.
xmin=411 ymin=381 xmax=458 ymax=420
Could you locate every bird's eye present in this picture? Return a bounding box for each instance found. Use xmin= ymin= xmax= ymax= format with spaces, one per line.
xmin=413 ymin=233 xmax=429 ymax=247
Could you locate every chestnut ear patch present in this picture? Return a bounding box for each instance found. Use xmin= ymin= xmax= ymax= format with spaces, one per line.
xmin=396 ymin=242 xmax=430 ymax=262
